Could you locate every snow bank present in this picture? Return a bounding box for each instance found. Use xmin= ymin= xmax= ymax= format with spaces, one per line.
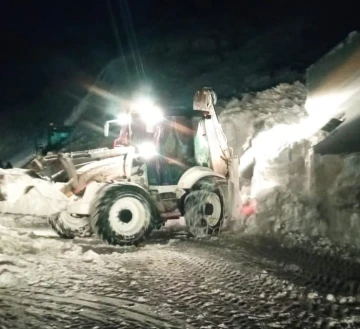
xmin=220 ymin=82 xmax=360 ymax=249
xmin=0 ymin=215 xmax=49 ymax=229
xmin=218 ymin=82 xmax=307 ymax=157
xmin=0 ymin=226 xmax=107 ymax=286
xmin=313 ymin=153 xmax=360 ymax=247
xmin=0 ymin=168 xmax=68 ymax=217
xmin=0 ymin=228 xmax=79 ymax=256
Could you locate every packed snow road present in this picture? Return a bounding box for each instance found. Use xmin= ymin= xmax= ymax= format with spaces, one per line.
xmin=1 ymin=216 xmax=360 ymax=329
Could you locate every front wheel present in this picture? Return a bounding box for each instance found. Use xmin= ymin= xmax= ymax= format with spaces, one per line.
xmin=184 ymin=178 xmax=226 ymax=237
xmin=48 ymin=211 xmax=92 ymax=239
xmin=90 ymin=184 xmax=158 ymax=246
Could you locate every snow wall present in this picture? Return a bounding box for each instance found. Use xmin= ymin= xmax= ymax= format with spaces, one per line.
xmin=219 ymin=81 xmax=360 ymax=248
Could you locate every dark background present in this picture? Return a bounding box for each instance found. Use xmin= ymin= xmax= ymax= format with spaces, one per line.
xmin=0 ymin=0 xmax=358 ymax=112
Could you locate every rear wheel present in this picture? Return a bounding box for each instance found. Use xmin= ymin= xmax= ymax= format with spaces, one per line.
xmin=48 ymin=211 xmax=92 ymax=239
xmin=90 ymin=184 xmax=158 ymax=246
xmin=184 ymin=177 xmax=227 ymax=237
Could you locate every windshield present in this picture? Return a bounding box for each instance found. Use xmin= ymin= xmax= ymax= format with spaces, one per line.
xmin=156 ymin=116 xmax=195 ymax=166
xmin=116 ymin=114 xmax=150 ymax=147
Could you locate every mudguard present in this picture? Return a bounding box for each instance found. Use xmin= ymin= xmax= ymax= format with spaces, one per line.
xmin=177 ymin=166 xmax=225 ymax=190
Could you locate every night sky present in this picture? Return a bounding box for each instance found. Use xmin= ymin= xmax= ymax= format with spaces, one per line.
xmin=0 ymin=0 xmax=358 ymax=113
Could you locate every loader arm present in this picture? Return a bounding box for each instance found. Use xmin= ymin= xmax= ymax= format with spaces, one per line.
xmin=58 ymin=146 xmax=136 ymax=195
xmin=192 ymin=88 xmax=241 ymax=222
xmin=0 ymin=146 xmax=138 ymax=219
xmin=193 ymin=87 xmax=232 ymax=177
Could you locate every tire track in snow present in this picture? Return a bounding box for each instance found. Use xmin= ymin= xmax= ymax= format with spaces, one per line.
xmin=77 ymin=246 xmax=282 ymax=328
xmin=0 ymin=290 xmax=186 ymax=329
xmin=2 ymin=231 xmax=360 ymax=328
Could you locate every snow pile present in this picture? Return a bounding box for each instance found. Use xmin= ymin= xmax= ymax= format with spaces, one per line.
xmin=0 ymin=168 xmax=69 ymax=217
xmin=220 ymin=81 xmax=360 ymax=248
xmin=0 ymin=226 xmax=108 ymax=286
xmin=218 ymin=82 xmax=307 ymax=157
xmin=235 ymin=138 xmax=324 ymax=239
xmin=81 ymin=249 xmax=107 ymax=265
xmin=0 ymin=215 xmax=49 ymax=229
xmin=219 ymin=82 xmax=313 ymax=234
xmin=314 ymin=153 xmax=360 ymax=247
xmin=245 ymin=141 xmax=324 ymax=237
xmin=0 ymin=268 xmax=17 ymax=287
xmin=0 ymin=228 xmax=78 ymax=256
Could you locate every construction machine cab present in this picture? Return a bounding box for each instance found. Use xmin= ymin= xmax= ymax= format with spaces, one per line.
xmin=104 ymin=88 xmax=231 ymax=181
xmin=104 ymin=109 xmax=202 ymax=185
xmin=104 ymin=88 xmax=231 ymax=186
xmin=147 ymin=112 xmax=202 ymax=186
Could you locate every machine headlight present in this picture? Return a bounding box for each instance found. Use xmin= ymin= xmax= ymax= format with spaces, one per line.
xmin=140 ymin=106 xmax=163 ymax=125
xmin=132 ymin=97 xmax=164 ymax=125
xmin=138 ymin=141 xmax=157 ymax=158
xmin=117 ymin=113 xmax=131 ymax=125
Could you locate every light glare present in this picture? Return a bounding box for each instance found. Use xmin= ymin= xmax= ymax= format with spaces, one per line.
xmin=138 ymin=141 xmax=157 ymax=158
xmin=131 ymin=97 xmax=164 ymax=125
xmin=117 ymin=113 xmax=131 ymax=125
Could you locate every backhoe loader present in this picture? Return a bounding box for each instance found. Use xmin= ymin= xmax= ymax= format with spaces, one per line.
xmin=0 ymin=87 xmax=240 ymax=245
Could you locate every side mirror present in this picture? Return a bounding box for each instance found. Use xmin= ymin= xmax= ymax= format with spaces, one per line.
xmin=104 ymin=121 xmax=110 ymax=137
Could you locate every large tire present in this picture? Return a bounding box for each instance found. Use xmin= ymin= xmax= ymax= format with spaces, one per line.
xmin=90 ymin=184 xmax=158 ymax=246
xmin=184 ymin=177 xmax=227 ymax=237
xmin=48 ymin=211 xmax=92 ymax=239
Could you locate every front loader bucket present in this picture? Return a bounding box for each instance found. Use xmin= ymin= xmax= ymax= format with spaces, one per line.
xmin=0 ymin=169 xmax=69 ymax=218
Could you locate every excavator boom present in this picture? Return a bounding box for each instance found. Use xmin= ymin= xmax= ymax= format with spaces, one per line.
xmin=193 ymin=87 xmax=241 ymax=222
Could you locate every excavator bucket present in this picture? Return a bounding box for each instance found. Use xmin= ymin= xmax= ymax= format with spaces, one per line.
xmin=0 ymin=147 xmax=133 ymax=220
xmin=305 ymin=31 xmax=360 ymax=154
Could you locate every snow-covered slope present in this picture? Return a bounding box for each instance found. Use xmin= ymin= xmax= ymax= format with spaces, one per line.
xmin=218 ymin=82 xmax=308 ymax=157
xmin=66 ymin=18 xmax=311 ymax=128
